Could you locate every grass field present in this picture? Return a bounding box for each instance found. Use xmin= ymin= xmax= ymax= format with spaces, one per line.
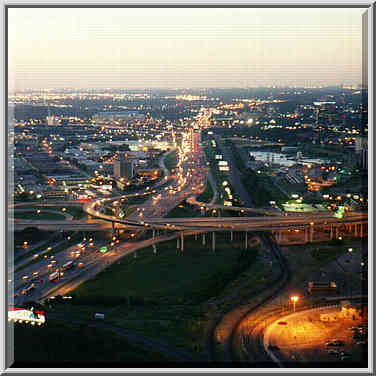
xmin=50 ymin=233 xmax=269 ymax=357
xmin=166 ymin=204 xmax=198 ymax=218
xmin=14 ymin=211 xmax=67 ymax=221
xmin=14 ymin=228 xmax=55 ymax=247
xmin=164 ymin=151 xmax=178 ymax=172
xmin=14 ymin=206 xmax=86 ymax=219
xmin=196 ymin=182 xmax=214 ymax=203
xmin=74 ymin=234 xmax=254 ymax=304
xmin=14 ymin=320 xmax=166 ymax=364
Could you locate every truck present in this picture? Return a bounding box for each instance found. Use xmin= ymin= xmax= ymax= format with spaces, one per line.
xmin=307 ymin=281 xmax=337 ymax=295
xmin=48 ymin=272 xmax=59 ymax=282
xmin=21 ymin=283 xmax=35 ymax=295
xmin=94 ymin=313 xmax=105 ymax=320
xmin=61 ymin=260 xmax=74 ymax=272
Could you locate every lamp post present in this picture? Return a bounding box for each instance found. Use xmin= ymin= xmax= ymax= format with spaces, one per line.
xmin=290 ymin=295 xmax=299 ymax=312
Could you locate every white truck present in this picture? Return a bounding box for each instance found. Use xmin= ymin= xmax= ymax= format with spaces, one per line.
xmin=48 ymin=271 xmax=59 ymax=282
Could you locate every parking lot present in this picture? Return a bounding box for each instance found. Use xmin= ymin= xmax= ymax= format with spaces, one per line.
xmin=266 ymin=307 xmax=368 ymax=365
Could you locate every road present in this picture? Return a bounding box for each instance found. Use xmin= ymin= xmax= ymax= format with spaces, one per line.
xmin=11 ymin=128 xmax=209 ymax=307
xmin=214 ymin=135 xmax=253 ymax=207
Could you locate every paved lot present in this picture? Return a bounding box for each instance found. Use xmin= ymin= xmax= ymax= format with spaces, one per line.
xmin=266 ymin=307 xmax=368 ymax=365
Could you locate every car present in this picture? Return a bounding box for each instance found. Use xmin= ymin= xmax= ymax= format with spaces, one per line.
xmin=333 ymin=340 xmax=345 ymax=346
xmin=326 ymin=340 xmax=344 ymax=347
xmin=356 ymin=341 xmax=367 ymax=346
xmin=267 ymin=345 xmax=280 ymax=351
xmin=278 ymin=321 xmax=288 ymax=325
xmin=328 ymin=349 xmax=339 ymax=356
xmin=340 ymin=355 xmax=352 ymax=361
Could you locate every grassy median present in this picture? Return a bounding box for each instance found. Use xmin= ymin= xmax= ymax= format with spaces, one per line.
xmin=14 ymin=211 xmax=67 ymax=221
xmin=49 ymin=233 xmax=273 ymax=359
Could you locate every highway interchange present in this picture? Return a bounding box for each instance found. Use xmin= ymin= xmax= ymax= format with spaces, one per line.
xmin=10 ymin=124 xmax=368 ymax=366
xmin=10 ymin=126 xmax=367 ymax=306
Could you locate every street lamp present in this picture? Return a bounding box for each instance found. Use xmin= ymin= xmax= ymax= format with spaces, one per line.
xmin=290 ymin=295 xmax=299 ymax=312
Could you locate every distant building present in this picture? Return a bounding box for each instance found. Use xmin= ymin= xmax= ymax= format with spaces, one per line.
xmin=355 ymin=136 xmax=368 ymax=153
xmin=136 ymin=168 xmax=162 ymax=179
xmin=113 ymin=154 xmax=134 ymax=180
xmin=93 ymin=111 xmax=145 ymax=123
xmin=281 ymin=146 xmax=298 ymax=153
xmin=313 ymin=101 xmax=339 ymax=126
xmin=46 ymin=115 xmax=58 ymax=126
xmin=210 ymin=116 xmax=233 ymax=127
xmin=355 ymin=136 xmax=368 ymax=169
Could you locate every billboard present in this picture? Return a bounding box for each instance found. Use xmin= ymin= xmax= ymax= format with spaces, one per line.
xmin=8 ymin=307 xmax=46 ymax=325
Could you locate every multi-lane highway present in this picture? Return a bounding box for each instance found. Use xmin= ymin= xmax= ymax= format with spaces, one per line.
xmin=9 ymin=126 xmax=368 ymax=309
xmin=10 ymin=127 xmax=209 ymax=305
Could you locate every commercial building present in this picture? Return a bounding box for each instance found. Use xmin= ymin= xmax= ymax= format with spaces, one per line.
xmin=93 ymin=111 xmax=145 ymax=123
xmin=313 ymin=101 xmax=339 ymax=126
xmin=355 ymin=136 xmax=368 ymax=169
xmin=113 ymin=154 xmax=134 ymax=180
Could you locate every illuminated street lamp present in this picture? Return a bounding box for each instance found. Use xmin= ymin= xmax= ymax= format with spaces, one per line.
xmin=290 ymin=295 xmax=299 ymax=312
xmin=348 ymin=248 xmax=353 ymax=254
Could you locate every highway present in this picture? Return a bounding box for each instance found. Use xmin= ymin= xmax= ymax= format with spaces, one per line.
xmin=10 ymin=127 xmax=209 ymax=306
xmin=10 ymin=125 xmax=368 ymax=312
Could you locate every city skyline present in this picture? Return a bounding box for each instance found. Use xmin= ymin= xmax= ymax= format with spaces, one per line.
xmin=8 ymin=7 xmax=365 ymax=91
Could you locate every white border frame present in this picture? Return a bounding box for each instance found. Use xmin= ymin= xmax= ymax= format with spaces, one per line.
xmin=1 ymin=1 xmax=374 ymax=374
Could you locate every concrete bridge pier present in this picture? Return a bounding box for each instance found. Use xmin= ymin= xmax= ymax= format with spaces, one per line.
xmin=177 ymin=237 xmax=180 ymax=250
xmin=212 ymin=232 xmax=216 ymax=252
xmin=180 ymin=232 xmax=184 ymax=252
xmin=153 ymin=244 xmax=157 ymax=254
xmin=202 ymin=233 xmax=206 ymax=246
xmin=305 ymin=227 xmax=309 ymax=243
xmin=309 ymin=226 xmax=314 ymax=243
xmin=354 ymin=224 xmax=359 ymax=237
xmin=330 ymin=225 xmax=333 ymax=240
xmin=274 ymin=230 xmax=280 ymax=243
xmin=335 ymin=227 xmax=339 ymax=239
xmin=230 ymin=231 xmax=233 ymax=241
xmin=245 ymin=231 xmax=248 ymax=249
xmin=195 ymin=233 xmax=198 ymax=241
xmin=360 ymin=223 xmax=364 ymax=238
xmin=152 ymin=229 xmax=156 ymax=239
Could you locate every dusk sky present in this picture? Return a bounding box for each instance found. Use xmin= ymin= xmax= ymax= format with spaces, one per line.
xmin=8 ymin=7 xmax=365 ymax=91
